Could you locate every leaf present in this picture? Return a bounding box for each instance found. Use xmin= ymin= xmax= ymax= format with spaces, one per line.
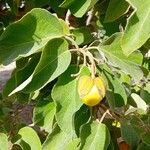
xmin=2 ymin=70 xmax=16 ymax=98
xmin=121 ymin=120 xmax=139 ymax=149
xmin=95 ymin=0 xmax=110 ymax=15
xmin=129 ymin=115 xmax=148 ymax=137
xmin=0 ymin=133 xmax=8 ymax=150
xmin=3 ymin=53 xmax=40 ymax=97
xmin=107 ymin=139 xmax=115 ymax=150
xmin=63 ymin=138 xmax=80 ymax=150
xmin=32 ymin=0 xmax=51 ymax=7
xmin=104 ymin=0 xmax=129 ymax=22
xmin=101 ymin=32 xmax=143 ymax=83
xmin=49 ymin=0 xmax=66 ymax=16
xmin=16 ymin=127 xmax=42 ymax=150
xmin=122 ymin=0 xmax=150 ymax=56
xmin=0 ymin=23 xmax=4 ymax=36
xmin=16 ymin=57 xmax=30 ymax=69
xmin=33 ymin=99 xmax=56 ymax=133
xmin=142 ymin=132 xmax=150 ymax=146
xmin=72 ymin=27 xmax=94 ymax=45
xmin=74 ymin=105 xmax=90 ymax=136
xmin=60 ymin=0 xmax=97 ymax=18
xmin=79 ymin=65 xmax=91 ymax=76
xmin=52 ymin=66 xmax=82 ymax=137
xmin=144 ymin=39 xmax=150 ymax=49
xmin=60 ymin=0 xmax=75 ymax=8
xmin=137 ymin=143 xmax=150 ymax=150
xmin=103 ymin=68 xmax=127 ymax=109
xmin=42 ymin=126 xmax=72 ymax=150
xmin=10 ymin=38 xmax=71 ymax=94
xmin=24 ymin=38 xmax=71 ymax=92
xmin=130 ymin=93 xmax=148 ymax=114
xmin=80 ymin=122 xmax=110 ymax=150
xmin=0 ymin=8 xmax=64 ymax=64
xmin=140 ymin=82 xmax=150 ymax=104
xmin=16 ymin=92 xmax=30 ymax=103
xmin=59 ymin=19 xmax=70 ymax=35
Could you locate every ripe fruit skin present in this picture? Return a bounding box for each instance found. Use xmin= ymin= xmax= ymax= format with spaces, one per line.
xmin=78 ymin=75 xmax=106 ymax=106
xmin=94 ymin=77 xmax=106 ymax=98
xmin=82 ymin=85 xmax=102 ymax=106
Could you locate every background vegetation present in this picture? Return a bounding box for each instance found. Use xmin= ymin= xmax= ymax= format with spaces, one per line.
xmin=0 ymin=0 xmax=150 ymax=149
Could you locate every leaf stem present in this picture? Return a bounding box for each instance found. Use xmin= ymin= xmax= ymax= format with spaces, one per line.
xmin=86 ymin=9 xmax=94 ymax=26
xmin=65 ymin=36 xmax=79 ymax=50
xmin=65 ymin=36 xmax=98 ymax=78
xmin=99 ymin=109 xmax=110 ymax=123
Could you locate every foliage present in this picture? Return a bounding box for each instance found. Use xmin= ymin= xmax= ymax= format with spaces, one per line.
xmin=0 ymin=0 xmax=150 ymax=149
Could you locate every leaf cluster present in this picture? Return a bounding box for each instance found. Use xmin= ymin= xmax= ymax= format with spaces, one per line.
xmin=0 ymin=0 xmax=150 ymax=149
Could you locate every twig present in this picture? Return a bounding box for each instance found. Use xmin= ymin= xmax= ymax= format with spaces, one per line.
xmin=65 ymin=36 xmax=79 ymax=50
xmin=65 ymin=36 xmax=99 ymax=78
xmin=86 ymin=46 xmax=99 ymax=51
xmin=101 ymin=104 xmax=121 ymax=120
xmin=65 ymin=9 xmax=71 ymax=26
xmin=99 ymin=109 xmax=110 ymax=123
xmin=88 ymin=40 xmax=101 ymax=47
xmin=87 ymin=46 xmax=107 ymax=63
xmin=86 ymin=51 xmax=96 ymax=79
xmin=86 ymin=9 xmax=94 ymax=26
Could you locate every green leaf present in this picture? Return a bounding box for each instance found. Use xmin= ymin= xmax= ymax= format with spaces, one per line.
xmin=59 ymin=19 xmax=70 ymax=35
xmin=142 ymin=132 xmax=150 ymax=146
xmin=3 ymin=53 xmax=40 ymax=97
xmin=10 ymin=38 xmax=71 ymax=94
xmin=74 ymin=105 xmax=90 ymax=137
xmin=101 ymin=32 xmax=143 ymax=83
xmin=0 ymin=8 xmax=64 ymax=64
xmin=140 ymin=82 xmax=150 ymax=104
xmin=16 ymin=92 xmax=30 ymax=103
xmin=49 ymin=0 xmax=66 ymax=16
xmin=52 ymin=66 xmax=82 ymax=137
xmin=144 ymin=39 xmax=150 ymax=49
xmin=137 ymin=143 xmax=150 ymax=150
xmin=129 ymin=115 xmax=147 ymax=136
xmin=0 ymin=23 xmax=4 ymax=36
xmin=104 ymin=0 xmax=129 ymax=22
xmin=0 ymin=133 xmax=8 ymax=150
xmin=32 ymin=0 xmax=51 ymax=7
xmin=2 ymin=70 xmax=16 ymax=98
xmin=72 ymin=27 xmax=94 ymax=45
xmin=16 ymin=57 xmax=30 ymax=69
xmin=122 ymin=0 xmax=150 ymax=55
xmin=42 ymin=126 xmax=72 ymax=150
xmin=14 ymin=54 xmax=40 ymax=87
xmin=131 ymin=93 xmax=148 ymax=114
xmin=103 ymin=68 xmax=127 ymax=108
xmin=95 ymin=0 xmax=110 ymax=15
xmin=63 ymin=138 xmax=80 ymax=150
xmin=121 ymin=120 xmax=139 ymax=149
xmin=33 ymin=99 xmax=56 ymax=133
xmin=60 ymin=0 xmax=75 ymax=8
xmin=80 ymin=122 xmax=110 ymax=150
xmin=107 ymin=139 xmax=115 ymax=150
xmin=60 ymin=0 xmax=97 ymax=18
xmin=24 ymin=38 xmax=71 ymax=92
xmin=79 ymin=66 xmax=91 ymax=76
xmin=16 ymin=127 xmax=42 ymax=150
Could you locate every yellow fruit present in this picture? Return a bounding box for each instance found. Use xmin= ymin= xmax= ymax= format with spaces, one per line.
xmin=78 ymin=75 xmax=106 ymax=106
xmin=78 ymin=76 xmax=94 ymax=97
xmin=94 ymin=77 xmax=106 ymax=98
